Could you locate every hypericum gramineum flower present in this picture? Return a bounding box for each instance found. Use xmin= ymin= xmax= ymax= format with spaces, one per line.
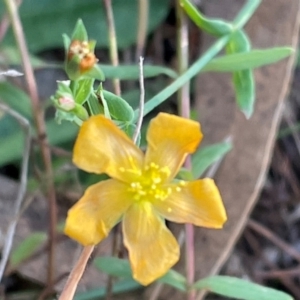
xmin=64 ymin=113 xmax=227 ymax=285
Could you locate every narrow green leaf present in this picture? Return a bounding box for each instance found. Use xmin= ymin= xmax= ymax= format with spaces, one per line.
xmin=226 ymin=30 xmax=250 ymax=53
xmin=180 ymin=0 xmax=233 ymax=36
xmin=62 ymin=33 xmax=71 ymax=53
xmin=10 ymin=232 xmax=47 ymax=268
xmin=95 ymin=256 xmax=186 ymax=291
xmin=119 ymin=121 xmax=138 ymax=142
xmin=233 ymin=70 xmax=255 ymax=118
xmin=232 ymin=0 xmax=261 ymax=29
xmin=94 ymin=256 xmax=132 ymax=279
xmin=74 ymin=279 xmax=141 ymax=300
xmin=99 ymin=64 xmax=177 ymax=79
xmin=193 ymin=276 xmax=293 ymax=300
xmin=159 ymin=269 xmax=187 ymax=292
xmin=203 ymin=47 xmax=294 ymax=72
xmin=84 ymin=64 xmax=105 ymax=82
xmin=226 ymin=30 xmax=255 ymax=118
xmin=75 ymin=79 xmax=94 ymax=105
xmin=57 ymin=81 xmax=73 ymax=96
xmin=102 ymin=90 xmax=134 ymax=122
xmin=177 ymin=168 xmax=194 ymax=181
xmin=192 ymin=141 xmax=232 ymax=179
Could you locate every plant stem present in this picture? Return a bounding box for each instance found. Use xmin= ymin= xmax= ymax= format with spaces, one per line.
xmin=103 ymin=0 xmax=121 ymax=96
xmin=176 ymin=1 xmax=195 ymax=299
xmin=4 ymin=0 xmax=57 ymax=288
xmin=58 ymin=246 xmax=94 ymax=300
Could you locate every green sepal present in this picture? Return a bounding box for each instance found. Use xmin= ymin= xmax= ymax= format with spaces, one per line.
xmin=83 ymin=64 xmax=105 ymax=81
xmin=62 ymin=33 xmax=71 ymax=54
xmin=71 ymin=19 xmax=88 ymax=42
xmin=57 ymin=80 xmax=72 ymax=95
xmin=54 ymin=103 xmax=87 ymax=125
xmin=65 ymin=54 xmax=82 ymax=80
xmin=73 ymin=103 xmax=89 ymax=121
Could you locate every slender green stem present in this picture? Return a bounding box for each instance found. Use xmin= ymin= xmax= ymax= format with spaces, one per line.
xmin=233 ymin=0 xmax=261 ymax=29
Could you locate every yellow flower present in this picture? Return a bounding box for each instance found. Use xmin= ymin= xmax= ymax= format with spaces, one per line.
xmin=64 ymin=113 xmax=227 ymax=285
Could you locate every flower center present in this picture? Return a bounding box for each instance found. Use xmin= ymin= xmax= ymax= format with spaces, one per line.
xmin=128 ymin=162 xmax=171 ymax=202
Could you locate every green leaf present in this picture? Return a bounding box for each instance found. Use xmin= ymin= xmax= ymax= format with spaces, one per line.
xmin=203 ymin=47 xmax=294 ymax=72
xmin=226 ymin=30 xmax=250 ymax=53
xmin=10 ymin=232 xmax=47 ymax=268
xmin=226 ymin=30 xmax=254 ymax=118
xmin=177 ymin=168 xmax=194 ymax=181
xmin=119 ymin=121 xmax=138 ymax=141
xmin=74 ymin=79 xmax=94 ymax=105
xmin=180 ymin=0 xmax=233 ymax=36
xmin=102 ymin=90 xmax=134 ymax=122
xmin=84 ymin=64 xmax=105 ymax=82
xmin=158 ymin=269 xmax=187 ymax=292
xmin=94 ymin=256 xmax=132 ymax=278
xmin=232 ymin=69 xmax=254 ymax=118
xmin=94 ymin=256 xmax=186 ymax=291
xmin=192 ymin=141 xmax=232 ymax=179
xmin=193 ymin=276 xmax=293 ymax=300
xmin=99 ymin=64 xmax=177 ymax=79
xmin=87 ymin=93 xmax=103 ymax=115
xmin=74 ymin=279 xmax=141 ymax=300
xmin=0 ymin=0 xmax=170 ymax=52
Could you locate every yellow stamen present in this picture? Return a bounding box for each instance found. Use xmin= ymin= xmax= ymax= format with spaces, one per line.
xmin=126 ymin=162 xmax=172 ymax=203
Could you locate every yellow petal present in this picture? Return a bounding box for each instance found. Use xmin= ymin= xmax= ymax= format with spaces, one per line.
xmin=123 ymin=202 xmax=179 ymax=285
xmin=64 ymin=179 xmax=132 ymax=245
xmin=145 ymin=113 xmax=202 ymax=181
xmin=153 ymin=179 xmax=227 ymax=228
xmin=73 ymin=115 xmax=144 ymax=183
